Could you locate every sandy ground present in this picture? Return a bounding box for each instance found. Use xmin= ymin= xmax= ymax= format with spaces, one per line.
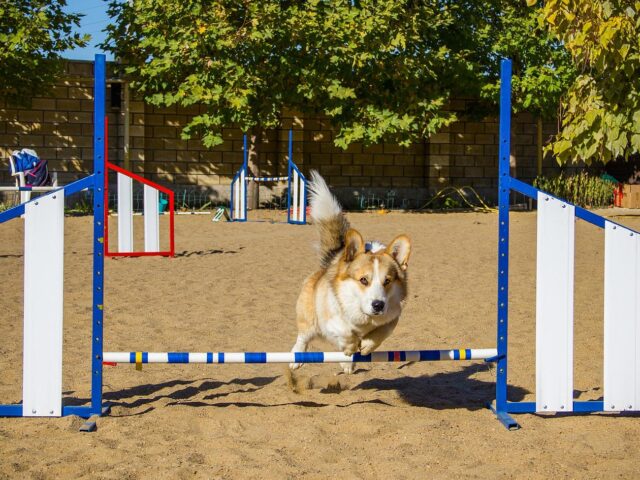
xmin=1 ymin=208 xmax=640 ymax=479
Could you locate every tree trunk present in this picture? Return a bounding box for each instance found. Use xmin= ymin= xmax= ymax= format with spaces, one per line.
xmin=536 ymin=116 xmax=543 ymax=177
xmin=246 ymin=128 xmax=263 ymax=210
xmin=510 ymin=128 xmax=517 ymax=179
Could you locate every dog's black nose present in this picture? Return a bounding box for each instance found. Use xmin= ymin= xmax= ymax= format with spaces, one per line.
xmin=372 ymin=300 xmax=385 ymax=313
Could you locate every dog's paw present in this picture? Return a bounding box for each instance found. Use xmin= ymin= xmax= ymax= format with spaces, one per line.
xmin=342 ymin=347 xmax=357 ymax=357
xmin=359 ymin=339 xmax=377 ymax=356
xmin=341 ymin=362 xmax=355 ymax=375
xmin=289 ymin=362 xmax=303 ymax=370
xmin=342 ymin=340 xmax=361 ymax=357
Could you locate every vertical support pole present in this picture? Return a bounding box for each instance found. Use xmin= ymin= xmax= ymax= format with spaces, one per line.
xmin=168 ymin=189 xmax=175 ymax=257
xmin=242 ymin=134 xmax=247 ymax=221
xmin=117 ymin=173 xmax=133 ymax=251
xmin=239 ymin=167 xmax=246 ymax=221
xmin=123 ymin=82 xmax=131 ymax=171
xmin=298 ymin=173 xmax=306 ymax=223
xmin=18 ymin=173 xmax=30 ymax=205
xmin=91 ymin=54 xmax=106 ymax=415
xmin=231 ymin=176 xmax=237 ymax=219
xmin=143 ymin=185 xmax=160 ymax=251
xmin=287 ymin=129 xmax=293 ymax=224
xmin=494 ymin=58 xmax=518 ymax=429
xmin=292 ymin=169 xmax=299 ymax=223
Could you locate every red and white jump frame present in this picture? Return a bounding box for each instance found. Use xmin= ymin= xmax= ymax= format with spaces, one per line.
xmin=104 ymin=162 xmax=175 ymax=257
xmin=103 ymin=119 xmax=175 ymax=257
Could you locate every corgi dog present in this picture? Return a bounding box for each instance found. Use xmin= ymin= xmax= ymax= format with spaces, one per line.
xmin=290 ymin=171 xmax=411 ymax=374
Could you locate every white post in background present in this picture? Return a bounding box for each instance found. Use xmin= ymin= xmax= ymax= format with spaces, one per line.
xmin=536 ymin=193 xmax=575 ymax=413
xmin=297 ymin=176 xmax=305 ymax=222
xmin=292 ymin=170 xmax=299 ymax=222
xmin=16 ymin=172 xmax=30 ymax=205
xmin=23 ymin=192 xmax=64 ymax=416
xmin=144 ymin=185 xmax=159 ymax=252
xmin=239 ymin=168 xmax=246 ymax=220
xmin=117 ymin=173 xmax=133 ymax=252
xmin=231 ymin=179 xmax=240 ymax=220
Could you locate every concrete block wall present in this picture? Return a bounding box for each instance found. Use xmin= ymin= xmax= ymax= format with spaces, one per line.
xmin=0 ymin=60 xmax=560 ymax=208
xmin=0 ymin=61 xmax=124 ymax=188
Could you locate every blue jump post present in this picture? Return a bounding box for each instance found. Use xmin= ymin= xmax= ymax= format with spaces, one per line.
xmin=90 ymin=54 xmax=108 ymax=417
xmin=489 ymin=58 xmax=519 ymax=430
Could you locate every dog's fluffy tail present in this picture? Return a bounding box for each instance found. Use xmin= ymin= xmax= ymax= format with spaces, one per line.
xmin=308 ymin=170 xmax=349 ymax=268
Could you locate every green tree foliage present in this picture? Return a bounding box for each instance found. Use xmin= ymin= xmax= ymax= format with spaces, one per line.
xmin=536 ymin=0 xmax=640 ymax=164
xmin=104 ymin=1 xmax=582 ymax=152
xmin=478 ymin=1 xmax=575 ymax=120
xmin=0 ymin=0 xmax=88 ymax=105
xmin=103 ymin=0 xmax=496 ymax=148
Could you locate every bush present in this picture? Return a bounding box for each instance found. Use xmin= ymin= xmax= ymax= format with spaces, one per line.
xmin=533 ymin=172 xmax=615 ymax=208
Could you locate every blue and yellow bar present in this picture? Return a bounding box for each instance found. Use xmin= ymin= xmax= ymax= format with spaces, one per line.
xmin=104 ymin=349 xmax=497 ymax=366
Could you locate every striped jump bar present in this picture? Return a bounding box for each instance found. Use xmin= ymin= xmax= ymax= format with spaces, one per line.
xmin=0 ymin=186 xmax=62 ymax=192
xmin=245 ymin=176 xmax=289 ymax=182
xmin=103 ymin=349 xmax=497 ymax=365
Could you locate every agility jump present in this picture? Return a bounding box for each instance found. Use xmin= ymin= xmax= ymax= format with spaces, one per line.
xmin=103 ymin=118 xmax=175 ymax=257
xmin=0 ymin=55 xmax=638 ymax=431
xmin=0 ymin=55 xmax=110 ymax=419
xmin=490 ymin=58 xmax=640 ymax=429
xmin=0 ymin=54 xmax=493 ymax=421
xmin=230 ymin=129 xmax=307 ymax=224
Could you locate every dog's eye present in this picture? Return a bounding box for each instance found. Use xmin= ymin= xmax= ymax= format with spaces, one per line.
xmin=383 ymin=278 xmax=391 ymax=286
xmin=360 ymin=277 xmax=368 ymax=286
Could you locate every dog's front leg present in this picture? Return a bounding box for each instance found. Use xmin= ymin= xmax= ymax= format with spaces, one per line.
xmin=360 ymin=318 xmax=399 ymax=355
xmin=289 ymin=330 xmax=315 ymax=370
xmin=339 ymin=334 xmax=361 ymax=375
xmin=340 ymin=334 xmax=361 ymax=356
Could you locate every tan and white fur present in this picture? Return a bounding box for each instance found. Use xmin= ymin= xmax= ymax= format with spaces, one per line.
xmin=290 ymin=171 xmax=411 ymax=374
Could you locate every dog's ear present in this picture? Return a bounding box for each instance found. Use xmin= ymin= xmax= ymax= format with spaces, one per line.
xmin=343 ymin=229 xmax=364 ymax=262
xmin=386 ymin=235 xmax=411 ymax=270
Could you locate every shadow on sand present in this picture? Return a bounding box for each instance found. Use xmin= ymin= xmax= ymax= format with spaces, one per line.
xmin=62 ymin=365 xmax=530 ymax=416
xmin=355 ymin=364 xmax=529 ymax=411
xmin=174 ymin=248 xmax=242 ymax=258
